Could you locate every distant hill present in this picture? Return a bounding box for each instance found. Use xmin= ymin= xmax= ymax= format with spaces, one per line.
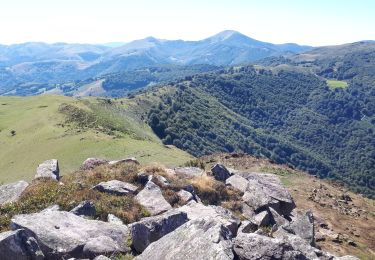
xmin=0 ymin=31 xmax=311 ymax=96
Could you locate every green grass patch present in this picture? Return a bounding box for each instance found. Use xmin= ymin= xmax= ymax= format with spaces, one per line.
xmin=326 ymin=79 xmax=348 ymax=89
xmin=0 ymin=95 xmax=193 ymax=184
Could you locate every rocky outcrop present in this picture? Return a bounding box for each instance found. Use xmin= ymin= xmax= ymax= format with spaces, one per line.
xmin=173 ymin=167 xmax=204 ymax=177
xmin=136 ymin=217 xmax=235 ymax=260
xmin=81 ymin=158 xmax=109 ymax=170
xmin=11 ymin=210 xmax=130 ymax=258
xmin=281 ymin=210 xmax=315 ymax=246
xmin=34 ymin=159 xmax=59 ymax=180
xmin=0 ymin=180 xmax=29 ymax=205
xmin=0 ymin=229 xmax=44 ymax=260
xmin=178 ymin=201 xmax=240 ymax=236
xmin=130 ymin=209 xmax=188 ymax=253
xmin=70 ymin=200 xmax=96 ymax=217
xmin=241 ymin=173 xmax=296 ymax=216
xmin=135 ymin=181 xmax=172 ymax=215
xmin=94 ymin=180 xmax=138 ymax=195
xmin=211 ymin=164 xmax=231 ymax=181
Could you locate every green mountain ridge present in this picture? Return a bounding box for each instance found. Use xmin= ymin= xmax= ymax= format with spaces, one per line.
xmin=129 ymin=65 xmax=374 ymax=198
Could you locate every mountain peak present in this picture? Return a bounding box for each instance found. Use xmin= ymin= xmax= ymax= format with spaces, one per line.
xmin=209 ymin=30 xmax=245 ymax=41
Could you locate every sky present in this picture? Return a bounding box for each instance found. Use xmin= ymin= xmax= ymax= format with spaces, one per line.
xmin=0 ymin=0 xmax=374 ymax=46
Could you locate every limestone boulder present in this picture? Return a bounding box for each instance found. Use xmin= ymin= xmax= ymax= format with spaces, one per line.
xmin=11 ymin=210 xmax=130 ymax=259
xmin=0 ymin=180 xmax=29 ymax=205
xmin=34 ymin=159 xmax=59 ymax=180
xmin=135 ymin=181 xmax=172 ymax=215
xmin=136 ymin=218 xmax=234 ymax=260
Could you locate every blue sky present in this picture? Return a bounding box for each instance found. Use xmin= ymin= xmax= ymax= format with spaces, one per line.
xmin=0 ymin=0 xmax=374 ymax=46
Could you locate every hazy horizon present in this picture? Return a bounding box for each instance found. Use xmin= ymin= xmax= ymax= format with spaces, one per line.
xmin=0 ymin=0 xmax=374 ymax=46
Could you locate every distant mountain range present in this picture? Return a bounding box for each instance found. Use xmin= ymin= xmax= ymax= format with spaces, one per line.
xmin=0 ymin=30 xmax=312 ymax=95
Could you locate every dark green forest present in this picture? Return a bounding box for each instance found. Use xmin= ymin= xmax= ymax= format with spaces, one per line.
xmin=145 ymin=65 xmax=375 ymax=198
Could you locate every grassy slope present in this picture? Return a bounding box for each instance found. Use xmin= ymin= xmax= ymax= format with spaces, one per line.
xmin=0 ymin=95 xmax=192 ymax=183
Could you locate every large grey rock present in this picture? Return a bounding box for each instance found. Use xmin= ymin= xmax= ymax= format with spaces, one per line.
xmin=94 ymin=180 xmax=138 ymax=195
xmin=34 ymin=159 xmax=59 ymax=180
xmin=242 ymin=173 xmax=295 ymax=216
xmin=282 ymin=210 xmax=315 ymax=246
xmin=0 ymin=180 xmax=29 ymax=205
xmin=178 ymin=201 xmax=240 ymax=236
xmin=82 ymin=235 xmax=122 ymax=258
xmin=211 ymin=164 xmax=231 ymax=181
xmin=107 ymin=214 xmax=123 ymax=225
xmin=225 ymin=174 xmax=248 ymax=192
xmin=136 ymin=218 xmax=234 ymax=260
xmin=81 ymin=158 xmax=108 ymax=170
xmin=173 ymin=167 xmax=204 ymax=177
xmin=130 ymin=209 xmax=188 ymax=253
xmin=0 ymin=229 xmax=44 ymax=260
xmin=70 ymin=201 xmax=96 ymax=217
xmin=41 ymin=204 xmax=60 ymax=212
xmin=11 ymin=210 xmax=130 ymax=259
xmin=234 ymin=232 xmax=318 ymax=260
xmin=135 ymin=181 xmax=172 ymax=215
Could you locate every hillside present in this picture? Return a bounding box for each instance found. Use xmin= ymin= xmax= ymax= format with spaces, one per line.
xmin=0 ymin=95 xmax=192 ymax=183
xmin=125 ymin=65 xmax=375 ymax=198
xmin=0 ymin=31 xmax=310 ymax=96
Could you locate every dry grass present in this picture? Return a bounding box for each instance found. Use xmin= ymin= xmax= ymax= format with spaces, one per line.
xmin=0 ymin=163 xmax=149 ymax=232
xmin=190 ymin=175 xmax=242 ymax=206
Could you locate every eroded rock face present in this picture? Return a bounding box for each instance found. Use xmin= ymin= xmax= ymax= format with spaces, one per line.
xmin=0 ymin=180 xmax=29 ymax=205
xmin=35 ymin=159 xmax=59 ymax=180
xmin=11 ymin=210 xmax=130 ymax=259
xmin=94 ymin=180 xmax=138 ymax=195
xmin=211 ymin=164 xmax=231 ymax=181
xmin=135 ymin=181 xmax=172 ymax=215
xmin=178 ymin=201 xmax=240 ymax=236
xmin=0 ymin=229 xmax=44 ymax=260
xmin=136 ymin=218 xmax=234 ymax=260
xmin=81 ymin=158 xmax=109 ymax=170
xmin=130 ymin=209 xmax=188 ymax=253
